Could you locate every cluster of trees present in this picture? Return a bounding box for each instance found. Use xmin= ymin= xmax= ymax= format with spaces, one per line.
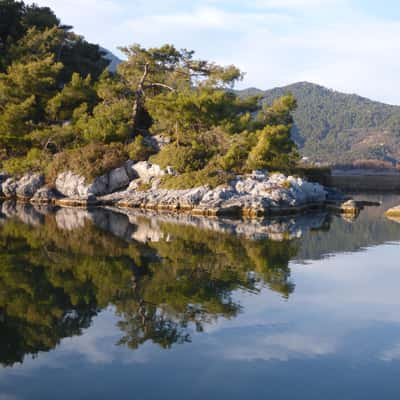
xmin=254 ymin=82 xmax=400 ymax=165
xmin=0 ymin=0 xmax=299 ymax=186
xmin=0 ymin=205 xmax=297 ymax=365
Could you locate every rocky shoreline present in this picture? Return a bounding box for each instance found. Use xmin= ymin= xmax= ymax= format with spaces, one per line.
xmin=0 ymin=161 xmax=371 ymax=218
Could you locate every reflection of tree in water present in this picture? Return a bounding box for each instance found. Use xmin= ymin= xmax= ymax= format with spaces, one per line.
xmin=0 ymin=206 xmax=299 ymax=365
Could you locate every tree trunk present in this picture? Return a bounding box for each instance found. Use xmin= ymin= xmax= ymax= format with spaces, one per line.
xmin=131 ymin=63 xmax=149 ymax=140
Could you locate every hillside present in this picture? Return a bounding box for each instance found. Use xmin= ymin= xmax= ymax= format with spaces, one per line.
xmin=101 ymin=48 xmax=122 ymax=72
xmin=239 ymin=82 xmax=400 ymax=164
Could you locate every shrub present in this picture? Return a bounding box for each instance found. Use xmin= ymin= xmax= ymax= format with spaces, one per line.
xmin=150 ymin=142 xmax=213 ymax=173
xmin=160 ymin=165 xmax=235 ymax=189
xmin=77 ymin=99 xmax=133 ymax=144
xmin=2 ymin=148 xmax=52 ymax=176
xmin=247 ymin=125 xmax=298 ymax=172
xmin=219 ymin=142 xmax=251 ymax=172
xmin=46 ymin=143 xmax=129 ymax=183
xmin=127 ymin=135 xmax=155 ymax=161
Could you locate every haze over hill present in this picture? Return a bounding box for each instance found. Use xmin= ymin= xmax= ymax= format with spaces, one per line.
xmin=239 ymin=82 xmax=400 ymax=165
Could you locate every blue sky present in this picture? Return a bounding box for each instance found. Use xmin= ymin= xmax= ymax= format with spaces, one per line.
xmin=29 ymin=0 xmax=400 ymax=104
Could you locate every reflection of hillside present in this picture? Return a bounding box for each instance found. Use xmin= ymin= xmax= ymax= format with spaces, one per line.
xmin=0 ymin=202 xmax=300 ymax=366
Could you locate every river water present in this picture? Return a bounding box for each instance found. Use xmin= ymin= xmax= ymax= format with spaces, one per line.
xmin=1 ymin=194 xmax=400 ymax=399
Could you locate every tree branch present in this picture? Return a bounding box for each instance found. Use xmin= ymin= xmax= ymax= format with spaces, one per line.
xmin=146 ymin=82 xmax=176 ymax=92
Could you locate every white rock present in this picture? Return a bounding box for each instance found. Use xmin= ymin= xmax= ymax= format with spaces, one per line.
xmin=108 ymin=164 xmax=131 ymax=193
xmin=180 ymin=186 xmax=209 ymax=206
xmin=129 ymin=161 xmax=166 ymax=184
xmin=56 ymin=161 xmax=138 ymax=198
xmin=56 ymin=171 xmax=106 ymax=198
xmin=251 ymin=170 xmax=268 ymax=180
xmin=166 ymin=166 xmax=178 ymax=176
xmin=16 ymin=174 xmax=44 ymax=199
xmin=1 ymin=178 xmax=17 ymax=198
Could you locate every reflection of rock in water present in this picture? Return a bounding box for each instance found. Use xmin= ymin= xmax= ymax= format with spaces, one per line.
xmin=1 ymin=201 xmax=44 ymax=226
xmin=104 ymin=207 xmax=330 ymax=243
xmin=1 ymin=200 xmax=333 ymax=243
xmin=1 ymin=201 xmax=57 ymax=226
xmin=55 ymin=208 xmax=92 ymax=231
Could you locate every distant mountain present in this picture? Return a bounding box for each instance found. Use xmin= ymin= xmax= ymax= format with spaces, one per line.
xmin=238 ymin=82 xmax=400 ymax=164
xmin=101 ymin=48 xmax=122 ymax=72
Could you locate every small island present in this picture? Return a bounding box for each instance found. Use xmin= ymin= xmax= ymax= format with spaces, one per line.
xmin=0 ymin=1 xmax=364 ymax=218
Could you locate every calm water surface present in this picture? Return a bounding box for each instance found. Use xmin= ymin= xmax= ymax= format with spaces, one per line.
xmin=1 ymin=194 xmax=400 ymax=399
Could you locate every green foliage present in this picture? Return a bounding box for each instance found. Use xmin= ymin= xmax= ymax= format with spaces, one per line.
xmin=29 ymin=124 xmax=76 ymax=152
xmin=76 ymin=98 xmax=133 ymax=143
xmin=0 ymin=96 xmax=35 ymax=153
xmin=160 ymin=165 xmax=235 ymax=189
xmin=46 ymin=73 xmax=97 ymax=121
xmin=219 ymin=135 xmax=254 ymax=172
xmin=46 ymin=143 xmax=129 ymax=182
xmin=2 ymin=148 xmax=52 ymax=175
xmin=0 ymin=1 xmax=59 ymax=70
xmin=0 ymin=0 xmax=110 ymax=165
xmin=148 ymin=89 xmax=259 ymax=142
xmin=247 ymin=125 xmax=299 ymax=172
xmin=127 ymin=135 xmax=155 ymax=161
xmin=150 ymin=143 xmax=213 ymax=173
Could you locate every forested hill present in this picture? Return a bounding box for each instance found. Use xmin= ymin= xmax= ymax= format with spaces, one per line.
xmin=239 ymin=82 xmax=400 ymax=164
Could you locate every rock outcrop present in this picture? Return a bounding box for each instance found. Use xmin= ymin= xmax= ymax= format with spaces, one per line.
xmin=56 ymin=171 xmax=108 ymax=198
xmin=0 ymin=162 xmax=365 ymax=219
xmin=129 ymin=161 xmax=166 ymax=183
xmin=56 ymin=161 xmax=137 ymax=198
xmin=1 ymin=178 xmax=18 ymax=198
xmin=1 ymin=174 xmax=45 ymax=199
xmin=16 ymin=174 xmax=44 ymax=199
xmin=114 ymin=171 xmax=329 ymax=217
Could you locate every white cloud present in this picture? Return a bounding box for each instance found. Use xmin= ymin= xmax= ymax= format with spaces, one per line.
xmin=224 ymin=333 xmax=336 ymax=361
xmin=380 ymin=343 xmax=400 ymax=361
xmin=26 ymin=1 xmax=400 ymax=103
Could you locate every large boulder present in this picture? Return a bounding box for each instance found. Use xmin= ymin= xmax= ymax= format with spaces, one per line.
xmin=56 ymin=161 xmax=138 ymax=198
xmin=1 ymin=178 xmax=18 ymax=198
xmin=108 ymin=161 xmax=137 ymax=192
xmin=130 ymin=161 xmax=166 ymax=184
xmin=16 ymin=174 xmax=44 ymax=199
xmin=56 ymin=171 xmax=104 ymax=198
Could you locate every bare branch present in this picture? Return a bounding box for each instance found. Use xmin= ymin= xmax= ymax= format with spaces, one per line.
xmin=146 ymin=82 xmax=176 ymax=92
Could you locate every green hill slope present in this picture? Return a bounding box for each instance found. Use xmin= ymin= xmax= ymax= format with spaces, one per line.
xmin=240 ymin=82 xmax=400 ymax=164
